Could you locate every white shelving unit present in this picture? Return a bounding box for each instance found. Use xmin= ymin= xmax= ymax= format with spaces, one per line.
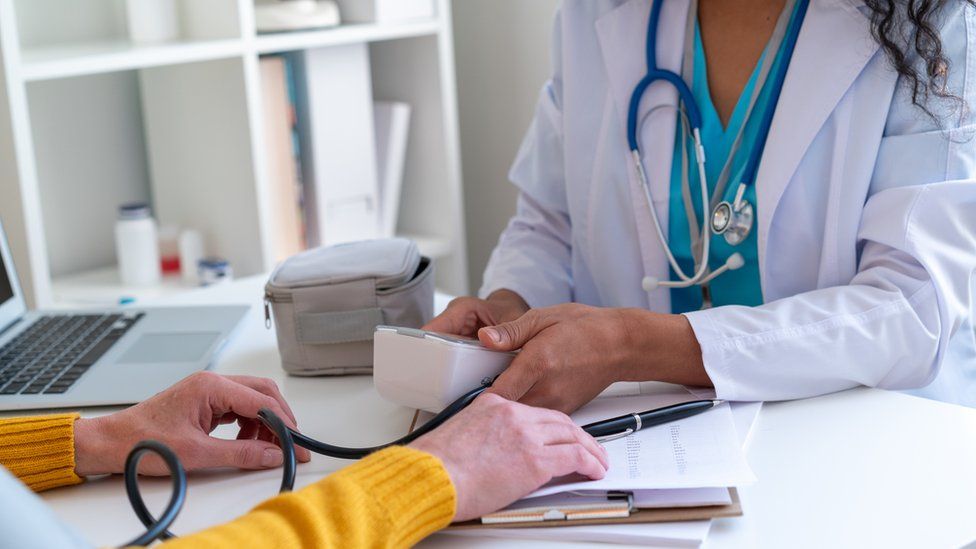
xmin=0 ymin=0 xmax=469 ymax=308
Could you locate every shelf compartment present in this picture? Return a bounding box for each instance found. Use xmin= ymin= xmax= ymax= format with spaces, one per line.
xmin=140 ymin=57 xmax=267 ymax=280
xmin=27 ymin=56 xmax=267 ymax=297
xmin=27 ymin=70 xmax=154 ymax=280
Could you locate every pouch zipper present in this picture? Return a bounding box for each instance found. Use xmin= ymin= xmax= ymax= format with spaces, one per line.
xmin=264 ymin=289 xmax=293 ymax=329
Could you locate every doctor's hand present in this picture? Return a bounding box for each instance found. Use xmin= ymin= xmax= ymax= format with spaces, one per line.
xmin=479 ymin=304 xmax=710 ymax=414
xmin=73 ymin=372 xmax=311 ymax=477
xmin=422 ymin=290 xmax=530 ymax=338
xmin=410 ymin=392 xmax=608 ymax=522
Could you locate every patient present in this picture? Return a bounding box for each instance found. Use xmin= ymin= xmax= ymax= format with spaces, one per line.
xmin=0 ymin=372 xmax=607 ymax=548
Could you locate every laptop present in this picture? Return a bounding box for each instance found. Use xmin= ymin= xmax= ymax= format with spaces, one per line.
xmin=0 ymin=220 xmax=248 ymax=411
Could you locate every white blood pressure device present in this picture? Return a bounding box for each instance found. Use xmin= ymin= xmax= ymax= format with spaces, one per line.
xmin=373 ymin=326 xmax=516 ymax=413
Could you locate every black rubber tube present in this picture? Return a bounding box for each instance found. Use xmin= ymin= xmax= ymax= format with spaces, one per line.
xmin=121 ymin=382 xmax=491 ymax=545
xmin=122 ymin=440 xmax=187 ymax=547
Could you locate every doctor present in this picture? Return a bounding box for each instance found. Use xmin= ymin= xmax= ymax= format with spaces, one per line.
xmin=426 ymin=0 xmax=976 ymax=412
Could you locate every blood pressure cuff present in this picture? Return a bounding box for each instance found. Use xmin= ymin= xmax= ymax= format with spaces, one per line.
xmin=265 ymin=238 xmax=435 ymax=376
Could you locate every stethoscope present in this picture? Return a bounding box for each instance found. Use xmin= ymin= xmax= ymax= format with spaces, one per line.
xmin=631 ymin=0 xmax=810 ymax=293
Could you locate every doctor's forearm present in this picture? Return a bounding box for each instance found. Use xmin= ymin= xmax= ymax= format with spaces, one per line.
xmin=619 ymin=309 xmax=712 ymax=388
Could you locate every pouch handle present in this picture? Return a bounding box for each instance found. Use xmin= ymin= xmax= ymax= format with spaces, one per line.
xmin=296 ymin=308 xmax=385 ymax=345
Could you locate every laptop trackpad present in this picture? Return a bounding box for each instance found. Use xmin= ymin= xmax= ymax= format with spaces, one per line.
xmin=118 ymin=333 xmax=219 ymax=364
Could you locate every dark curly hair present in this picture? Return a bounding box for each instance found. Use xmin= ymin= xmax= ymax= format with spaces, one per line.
xmin=863 ymin=0 xmax=971 ymax=121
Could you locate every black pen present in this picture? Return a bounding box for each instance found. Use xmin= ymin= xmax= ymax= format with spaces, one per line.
xmin=581 ymin=399 xmax=724 ymax=443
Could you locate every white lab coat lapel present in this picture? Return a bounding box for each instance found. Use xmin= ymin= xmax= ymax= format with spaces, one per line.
xmin=596 ymin=0 xmax=692 ymax=312
xmin=754 ymin=0 xmax=877 ymax=286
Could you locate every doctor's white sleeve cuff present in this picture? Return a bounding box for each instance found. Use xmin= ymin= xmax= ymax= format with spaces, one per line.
xmin=682 ymin=310 xmax=742 ymax=401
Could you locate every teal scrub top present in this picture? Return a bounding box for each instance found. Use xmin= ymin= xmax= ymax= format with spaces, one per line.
xmin=667 ymin=7 xmax=800 ymax=313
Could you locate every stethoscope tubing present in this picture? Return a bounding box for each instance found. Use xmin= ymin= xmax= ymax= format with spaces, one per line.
xmin=737 ymin=0 xmax=810 ymax=188
xmin=628 ymin=69 xmax=702 ymax=151
xmin=122 ymin=441 xmax=187 ymax=547
xmin=118 ymin=383 xmax=492 ymax=546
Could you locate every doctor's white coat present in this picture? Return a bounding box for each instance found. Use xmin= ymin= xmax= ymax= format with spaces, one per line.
xmin=480 ymin=0 xmax=976 ymax=405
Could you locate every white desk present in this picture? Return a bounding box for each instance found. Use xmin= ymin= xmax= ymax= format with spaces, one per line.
xmin=33 ymin=276 xmax=976 ymax=548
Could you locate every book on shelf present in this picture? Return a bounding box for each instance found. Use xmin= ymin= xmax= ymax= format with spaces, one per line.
xmin=259 ymin=55 xmax=306 ymax=261
xmin=293 ymin=45 xmax=381 ymax=247
xmin=284 ymin=57 xmax=308 ymax=248
xmin=373 ymin=101 xmax=411 ymax=238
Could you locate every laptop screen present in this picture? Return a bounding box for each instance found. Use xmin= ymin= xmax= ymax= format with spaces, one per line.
xmin=0 ymin=252 xmax=12 ymax=307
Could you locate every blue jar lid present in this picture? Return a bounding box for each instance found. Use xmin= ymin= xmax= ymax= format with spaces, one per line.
xmin=118 ymin=203 xmax=151 ymax=220
xmin=198 ymin=257 xmax=230 ymax=270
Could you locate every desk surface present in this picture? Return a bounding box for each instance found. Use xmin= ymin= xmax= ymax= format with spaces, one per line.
xmin=32 ymin=277 xmax=976 ymax=549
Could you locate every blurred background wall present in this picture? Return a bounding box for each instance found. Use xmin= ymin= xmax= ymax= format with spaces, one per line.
xmin=452 ymin=0 xmax=560 ymax=293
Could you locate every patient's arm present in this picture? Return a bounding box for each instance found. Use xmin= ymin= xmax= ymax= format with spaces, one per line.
xmin=167 ymin=393 xmax=608 ymax=548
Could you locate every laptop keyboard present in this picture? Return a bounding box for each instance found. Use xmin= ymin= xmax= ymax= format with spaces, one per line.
xmin=0 ymin=313 xmax=144 ymax=396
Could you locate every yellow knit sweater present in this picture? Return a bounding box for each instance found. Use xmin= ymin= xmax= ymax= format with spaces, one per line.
xmin=0 ymin=414 xmax=456 ymax=548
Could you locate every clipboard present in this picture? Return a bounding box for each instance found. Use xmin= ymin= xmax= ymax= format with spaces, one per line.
xmin=406 ymin=410 xmax=744 ymax=530
xmin=449 ymin=489 xmax=741 ymax=530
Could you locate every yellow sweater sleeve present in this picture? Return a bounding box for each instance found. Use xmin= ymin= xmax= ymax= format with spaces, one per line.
xmin=163 ymin=446 xmax=456 ymax=549
xmin=0 ymin=414 xmax=83 ymax=492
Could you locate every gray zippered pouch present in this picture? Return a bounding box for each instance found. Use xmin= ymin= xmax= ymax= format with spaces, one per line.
xmin=265 ymin=238 xmax=435 ymax=376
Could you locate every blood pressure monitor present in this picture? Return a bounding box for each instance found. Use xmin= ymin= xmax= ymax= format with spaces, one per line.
xmin=373 ymin=326 xmax=516 ymax=413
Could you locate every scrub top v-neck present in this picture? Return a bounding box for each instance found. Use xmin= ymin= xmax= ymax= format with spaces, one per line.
xmin=667 ymin=4 xmax=801 ymax=314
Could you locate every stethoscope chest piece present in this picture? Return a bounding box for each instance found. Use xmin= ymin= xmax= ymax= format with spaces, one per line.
xmin=711 ymin=198 xmax=754 ymax=246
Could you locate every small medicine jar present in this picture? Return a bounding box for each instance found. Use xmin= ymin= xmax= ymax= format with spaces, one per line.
xmin=115 ymin=203 xmax=162 ymax=287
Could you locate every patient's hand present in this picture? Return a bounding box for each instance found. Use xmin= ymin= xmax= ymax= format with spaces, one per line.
xmin=409 ymin=393 xmax=608 ymax=522
xmin=73 ymin=372 xmax=311 ymax=476
xmin=422 ymin=290 xmax=530 ymax=338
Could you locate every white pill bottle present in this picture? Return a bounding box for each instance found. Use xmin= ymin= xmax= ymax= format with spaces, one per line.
xmin=115 ymin=203 xmax=162 ymax=286
xmin=125 ymin=0 xmax=180 ymax=44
